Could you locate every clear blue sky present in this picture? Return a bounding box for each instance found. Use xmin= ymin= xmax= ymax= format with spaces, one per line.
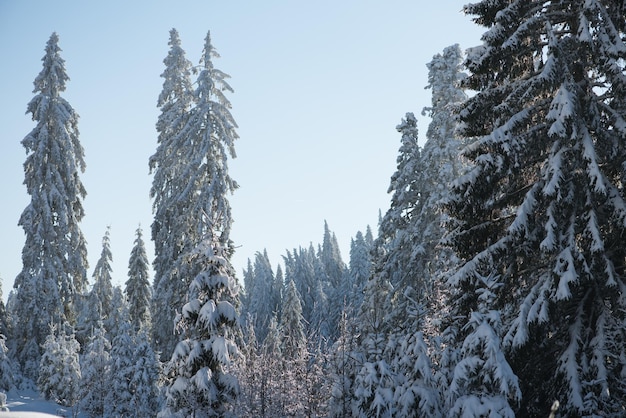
xmin=0 ymin=1 xmax=484 ymax=298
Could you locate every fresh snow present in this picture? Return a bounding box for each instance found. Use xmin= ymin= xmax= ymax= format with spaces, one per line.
xmin=0 ymin=390 xmax=86 ymax=417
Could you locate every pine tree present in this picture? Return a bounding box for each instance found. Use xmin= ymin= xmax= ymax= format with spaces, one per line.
xmin=129 ymin=330 xmax=162 ymax=417
xmin=261 ymin=315 xmax=284 ymax=417
xmin=0 ymin=283 xmax=11 ymax=347
xmin=79 ymin=323 xmax=111 ymax=417
xmin=245 ymin=250 xmax=278 ymax=343
xmin=126 ymin=226 xmax=152 ymax=333
xmin=150 ymin=28 xmax=196 ymax=358
xmin=353 ymin=258 xmax=397 ymax=418
xmin=74 ymin=289 xmax=101 ymax=348
xmin=105 ymin=321 xmax=135 ymax=418
xmin=447 ymin=1 xmax=626 ymax=415
xmin=151 ymin=29 xmax=239 ymax=360
xmin=105 ymin=286 xmax=130 ymax=342
xmin=280 ymin=279 xmax=307 ymax=361
xmin=321 ymin=221 xmax=348 ymax=342
xmin=346 ymin=229 xmax=373 ymax=310
xmin=272 ymin=280 xmax=309 ymax=416
xmin=91 ymin=227 xmax=114 ymax=327
xmin=0 ymin=334 xmax=16 ymax=392
xmin=161 ymin=231 xmax=241 ymax=417
xmin=38 ymin=324 xmax=81 ymax=408
xmin=236 ymin=316 xmax=260 ymax=416
xmin=446 ymin=274 xmax=521 ymax=417
xmin=14 ymin=32 xmax=88 ymax=378
xmin=328 ymin=307 xmax=359 ymax=418
xmin=418 ymin=44 xmax=467 ymax=302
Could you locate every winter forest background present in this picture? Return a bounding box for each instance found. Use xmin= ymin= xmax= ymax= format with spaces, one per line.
xmin=2 ymin=1 xmax=626 ymax=417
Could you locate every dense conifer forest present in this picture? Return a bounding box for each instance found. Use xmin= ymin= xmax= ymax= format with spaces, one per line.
xmin=1 ymin=1 xmax=626 ymax=417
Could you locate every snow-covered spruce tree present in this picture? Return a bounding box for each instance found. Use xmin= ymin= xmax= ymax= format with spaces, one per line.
xmin=91 ymin=227 xmax=114 ymax=329
xmin=38 ymin=324 xmax=81 ymax=408
xmin=129 ymin=330 xmax=162 ymax=417
xmin=353 ymin=254 xmax=398 ymax=418
xmin=280 ymin=279 xmax=307 ymax=362
xmin=151 ymin=29 xmax=239 ymax=361
xmin=303 ymin=342 xmax=330 ymax=417
xmin=74 ymin=288 xmax=102 ymax=348
xmin=367 ymin=45 xmax=470 ymax=416
xmin=126 ymin=226 xmax=152 ymax=333
xmin=321 ymin=221 xmax=348 ymax=342
xmin=240 ymin=258 xmax=255 ymax=318
xmin=0 ymin=283 xmax=11 ymax=348
xmin=447 ymin=1 xmax=626 ymax=416
xmin=328 ymin=306 xmax=359 ymax=418
xmin=350 ymin=113 xmax=422 ymax=417
xmin=160 ymin=229 xmax=241 ymax=418
xmin=244 ymin=250 xmax=279 ymax=343
xmin=0 ymin=334 xmax=16 ymax=392
xmin=79 ymin=323 xmax=111 ymax=417
xmin=279 ymin=279 xmax=309 ymax=416
xmin=105 ymin=321 xmax=135 ymax=418
xmin=150 ymin=28 xmax=196 ymax=358
xmin=446 ymin=273 xmax=521 ymax=418
xmin=374 ymin=112 xmax=421 ymax=295
xmin=14 ymin=32 xmax=88 ymax=378
xmin=238 ymin=314 xmax=284 ymax=417
xmin=105 ymin=286 xmax=130 ymax=341
xmin=346 ymin=229 xmax=374 ymax=312
xmin=235 ymin=316 xmax=259 ymax=416
xmin=418 ymin=44 xmax=467 ymax=304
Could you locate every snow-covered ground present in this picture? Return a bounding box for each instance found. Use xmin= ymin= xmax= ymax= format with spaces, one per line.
xmin=0 ymin=390 xmax=86 ymax=417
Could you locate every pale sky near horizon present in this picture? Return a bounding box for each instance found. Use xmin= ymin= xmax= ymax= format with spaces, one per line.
xmin=0 ymin=1 xmax=484 ymax=300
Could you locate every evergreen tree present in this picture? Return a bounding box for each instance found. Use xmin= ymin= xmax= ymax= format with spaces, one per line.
xmin=105 ymin=286 xmax=130 ymax=342
xmin=418 ymin=44 xmax=467 ymax=303
xmin=321 ymin=220 xmax=347 ymax=290
xmin=150 ymin=28 xmax=196 ymax=358
xmin=236 ymin=316 xmax=260 ymax=416
xmin=446 ymin=274 xmax=521 ymax=417
xmin=91 ymin=227 xmax=114 ymax=327
xmin=347 ymin=229 xmax=373 ymax=310
xmin=321 ymin=221 xmax=348 ymax=342
xmin=38 ymin=324 xmax=81 ymax=408
xmin=129 ymin=330 xmax=162 ymax=417
xmin=273 ymin=265 xmax=284 ymax=317
xmin=240 ymin=258 xmax=255 ymax=320
xmin=353 ymin=258 xmax=397 ymax=418
xmin=279 ymin=280 xmax=309 ymax=418
xmin=151 ymin=28 xmax=239 ymax=360
xmin=161 ymin=231 xmax=241 ymax=417
xmin=328 ymin=307 xmax=359 ymax=418
xmin=14 ymin=32 xmax=88 ymax=378
xmin=245 ymin=250 xmax=278 ymax=343
xmin=74 ymin=289 xmax=101 ymax=349
xmin=106 ymin=321 xmax=135 ymax=418
xmin=0 ymin=335 xmax=16 ymax=393
xmin=280 ymin=279 xmax=307 ymax=361
xmin=126 ymin=226 xmax=152 ymax=333
xmin=447 ymin=1 xmax=626 ymax=415
xmin=79 ymin=323 xmax=111 ymax=418
xmin=0 ymin=283 xmax=11 ymax=347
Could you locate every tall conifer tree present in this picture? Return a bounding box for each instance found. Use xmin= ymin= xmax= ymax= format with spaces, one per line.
xmin=14 ymin=33 xmax=88 ymax=378
xmin=126 ymin=226 xmax=152 ymax=333
xmin=151 ymin=28 xmax=239 ymax=360
xmin=91 ymin=227 xmax=114 ymax=326
xmin=160 ymin=30 xmax=241 ymax=417
xmin=150 ymin=28 xmax=196 ymax=357
xmin=448 ymin=1 xmax=626 ymax=415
